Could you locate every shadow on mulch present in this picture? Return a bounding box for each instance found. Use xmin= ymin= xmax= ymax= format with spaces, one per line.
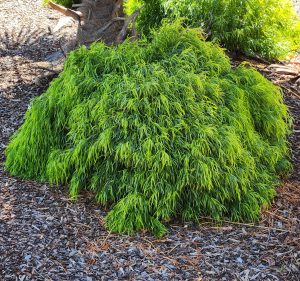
xmin=0 ymin=27 xmax=59 ymax=61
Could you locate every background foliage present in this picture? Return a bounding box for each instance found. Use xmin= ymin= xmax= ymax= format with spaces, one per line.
xmin=5 ymin=23 xmax=291 ymax=236
xmin=126 ymin=0 xmax=300 ymax=59
xmin=124 ymin=0 xmax=143 ymax=15
xmin=43 ymin=0 xmax=79 ymax=8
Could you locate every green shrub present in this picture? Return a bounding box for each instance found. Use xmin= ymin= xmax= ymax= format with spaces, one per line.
xmin=5 ymin=23 xmax=291 ymax=237
xmin=43 ymin=0 xmax=75 ymax=8
xmin=126 ymin=0 xmax=300 ymax=59
xmin=124 ymin=0 xmax=144 ymax=15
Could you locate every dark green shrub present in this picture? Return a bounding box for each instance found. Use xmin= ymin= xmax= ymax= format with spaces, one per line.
xmin=126 ymin=0 xmax=300 ymax=59
xmin=5 ymin=23 xmax=291 ymax=237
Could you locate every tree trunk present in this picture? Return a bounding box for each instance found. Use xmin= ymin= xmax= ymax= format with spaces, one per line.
xmin=76 ymin=0 xmax=125 ymax=45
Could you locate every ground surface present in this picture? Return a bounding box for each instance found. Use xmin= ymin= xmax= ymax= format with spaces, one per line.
xmin=0 ymin=1 xmax=299 ymax=280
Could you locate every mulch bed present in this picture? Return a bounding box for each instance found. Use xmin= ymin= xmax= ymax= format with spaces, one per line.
xmin=0 ymin=1 xmax=299 ymax=280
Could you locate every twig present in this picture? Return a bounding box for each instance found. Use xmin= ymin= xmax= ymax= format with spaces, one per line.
xmin=116 ymin=6 xmax=143 ymax=43
xmin=88 ymin=7 xmax=92 ymax=20
xmin=32 ymin=66 xmax=59 ymax=74
xmin=265 ymin=211 xmax=290 ymax=222
xmin=59 ymin=38 xmax=66 ymax=58
xmin=290 ymin=74 xmax=300 ymax=83
xmin=141 ymin=237 xmax=155 ymax=246
xmin=198 ymin=216 xmax=298 ymax=234
xmin=112 ymin=0 xmax=123 ymax=18
xmin=236 ymin=53 xmax=274 ymax=65
xmin=91 ymin=17 xmax=126 ymax=42
xmin=166 ymin=244 xmax=179 ymax=255
xmin=98 ymin=232 xmax=111 ymax=248
xmin=281 ymin=85 xmax=300 ymax=99
xmin=131 ymin=13 xmax=138 ymax=39
xmin=73 ymin=222 xmax=92 ymax=228
xmin=72 ymin=4 xmax=86 ymax=8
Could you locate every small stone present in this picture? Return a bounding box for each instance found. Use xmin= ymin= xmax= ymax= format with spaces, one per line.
xmin=69 ymin=249 xmax=77 ymax=257
xmin=118 ymin=267 xmax=125 ymax=277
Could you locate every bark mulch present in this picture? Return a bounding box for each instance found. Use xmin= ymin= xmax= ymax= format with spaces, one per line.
xmin=0 ymin=1 xmax=299 ymax=280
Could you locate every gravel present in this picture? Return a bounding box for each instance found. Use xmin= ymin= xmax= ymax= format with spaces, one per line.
xmin=0 ymin=1 xmax=300 ymax=280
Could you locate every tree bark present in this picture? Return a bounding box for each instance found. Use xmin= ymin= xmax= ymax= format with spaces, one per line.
xmin=76 ymin=0 xmax=126 ymax=45
xmin=48 ymin=1 xmax=83 ymax=21
xmin=48 ymin=0 xmax=142 ymax=49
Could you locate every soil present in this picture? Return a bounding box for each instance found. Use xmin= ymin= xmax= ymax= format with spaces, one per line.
xmin=0 ymin=1 xmax=299 ymax=280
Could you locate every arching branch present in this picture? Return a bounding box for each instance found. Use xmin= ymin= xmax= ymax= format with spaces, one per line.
xmin=48 ymin=1 xmax=83 ymax=22
xmin=116 ymin=6 xmax=143 ymax=43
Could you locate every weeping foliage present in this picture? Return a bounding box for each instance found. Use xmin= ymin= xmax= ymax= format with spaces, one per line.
xmin=124 ymin=0 xmax=144 ymax=15
xmin=5 ymin=23 xmax=291 ymax=237
xmin=126 ymin=0 xmax=300 ymax=59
